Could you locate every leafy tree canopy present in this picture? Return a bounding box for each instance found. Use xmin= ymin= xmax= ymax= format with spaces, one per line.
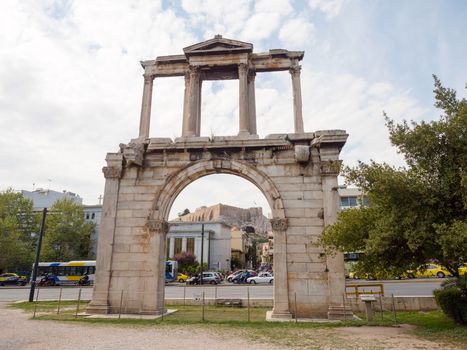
xmin=42 ymin=198 xmax=95 ymax=261
xmin=0 ymin=189 xmax=37 ymax=273
xmin=321 ymin=76 xmax=467 ymax=277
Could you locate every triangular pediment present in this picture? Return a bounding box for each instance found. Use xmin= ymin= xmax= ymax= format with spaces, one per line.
xmin=184 ymin=35 xmax=253 ymax=56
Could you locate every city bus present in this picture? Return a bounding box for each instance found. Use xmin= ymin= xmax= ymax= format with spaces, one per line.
xmin=34 ymin=260 xmax=96 ymax=286
xmin=34 ymin=260 xmax=179 ymax=285
xmin=165 ymin=260 xmax=178 ymax=282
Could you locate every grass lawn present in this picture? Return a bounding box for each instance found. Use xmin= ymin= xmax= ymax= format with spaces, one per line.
xmin=11 ymin=301 xmax=467 ymax=349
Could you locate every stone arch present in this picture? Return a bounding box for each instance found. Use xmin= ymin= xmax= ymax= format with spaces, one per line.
xmin=152 ymin=158 xmax=286 ymax=222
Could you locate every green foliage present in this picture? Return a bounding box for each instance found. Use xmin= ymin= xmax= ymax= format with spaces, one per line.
xmin=0 ymin=189 xmax=37 ymax=273
xmin=172 ymin=251 xmax=198 ymax=272
xmin=321 ymin=77 xmax=467 ymax=276
xmin=434 ymin=279 xmax=467 ymax=325
xmin=42 ymin=198 xmax=95 ymax=261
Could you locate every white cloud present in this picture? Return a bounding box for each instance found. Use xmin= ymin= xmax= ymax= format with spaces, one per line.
xmin=279 ymin=17 xmax=315 ymax=48
xmin=308 ymin=0 xmax=346 ymax=19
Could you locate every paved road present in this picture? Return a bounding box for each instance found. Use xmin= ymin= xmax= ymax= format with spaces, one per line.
xmin=0 ymin=279 xmax=444 ymax=302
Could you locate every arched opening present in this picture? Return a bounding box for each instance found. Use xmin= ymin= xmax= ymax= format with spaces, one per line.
xmin=166 ymin=174 xmax=272 ymax=272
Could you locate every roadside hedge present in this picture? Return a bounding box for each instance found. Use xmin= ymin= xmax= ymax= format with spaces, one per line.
xmin=434 ymin=287 xmax=467 ymax=324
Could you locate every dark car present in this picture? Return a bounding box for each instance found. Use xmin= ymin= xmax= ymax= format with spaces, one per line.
xmin=0 ymin=273 xmax=28 ymax=286
xmin=187 ymin=272 xmax=222 ymax=285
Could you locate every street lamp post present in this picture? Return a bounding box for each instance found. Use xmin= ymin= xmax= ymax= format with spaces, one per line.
xmin=29 ymin=207 xmax=47 ymax=302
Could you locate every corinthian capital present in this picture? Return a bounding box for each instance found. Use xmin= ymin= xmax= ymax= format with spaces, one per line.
xmin=238 ymin=63 xmax=248 ymax=74
xmin=102 ymin=166 xmax=122 ymax=179
xmin=147 ymin=219 xmax=169 ymax=234
xmin=270 ymin=218 xmax=288 ymax=232
xmin=289 ymin=65 xmax=301 ymax=76
xmin=320 ymin=160 xmax=342 ymax=176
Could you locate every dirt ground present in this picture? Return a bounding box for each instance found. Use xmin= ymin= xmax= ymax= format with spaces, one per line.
xmin=0 ymin=303 xmax=461 ymax=350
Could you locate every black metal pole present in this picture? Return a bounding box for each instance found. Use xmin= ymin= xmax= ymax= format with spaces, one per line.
xmin=200 ymin=223 xmax=204 ymax=285
xmin=29 ymin=207 xmax=47 ymax=302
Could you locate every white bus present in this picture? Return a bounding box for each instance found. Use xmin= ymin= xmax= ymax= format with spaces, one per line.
xmin=35 ymin=260 xmax=96 ymax=286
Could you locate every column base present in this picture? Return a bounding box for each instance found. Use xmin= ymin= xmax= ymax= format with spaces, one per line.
xmin=327 ymin=305 xmax=354 ymax=320
xmin=267 ymin=310 xmax=293 ymax=320
xmin=86 ymin=300 xmax=110 ymax=315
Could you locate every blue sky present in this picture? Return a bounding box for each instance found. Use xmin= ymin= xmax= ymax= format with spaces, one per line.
xmin=0 ymin=0 xmax=466 ymax=218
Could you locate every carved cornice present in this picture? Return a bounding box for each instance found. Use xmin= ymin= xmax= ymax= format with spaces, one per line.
xmin=102 ymin=166 xmax=122 ymax=179
xmin=320 ymin=160 xmax=342 ymax=176
xmin=147 ymin=219 xmax=169 ymax=234
xmin=270 ymin=218 xmax=288 ymax=232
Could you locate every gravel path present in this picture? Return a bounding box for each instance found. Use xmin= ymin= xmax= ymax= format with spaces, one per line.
xmin=1 ymin=302 xmax=462 ymax=350
xmin=0 ymin=303 xmax=280 ymax=350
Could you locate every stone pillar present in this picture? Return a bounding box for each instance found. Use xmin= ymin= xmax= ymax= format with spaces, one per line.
xmin=270 ymin=218 xmax=292 ymax=319
xmin=238 ymin=63 xmax=250 ymax=136
xmin=169 ymin=237 xmax=175 ymax=258
xmin=139 ymin=75 xmax=154 ymax=138
xmin=320 ymin=158 xmax=353 ymax=320
xmin=182 ymin=71 xmax=191 ymax=137
xmin=290 ymin=65 xmax=304 ymax=134
xmin=182 ymin=237 xmax=187 ymax=252
xmin=141 ymin=219 xmax=169 ymax=315
xmin=182 ymin=66 xmax=200 ymax=136
xmin=248 ymin=71 xmax=257 ymax=135
xmin=196 ymin=79 xmax=203 ymax=136
xmin=87 ymin=154 xmax=123 ymax=314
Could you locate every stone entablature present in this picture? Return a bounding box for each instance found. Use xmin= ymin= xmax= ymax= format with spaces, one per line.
xmin=137 ymin=35 xmax=305 ymax=139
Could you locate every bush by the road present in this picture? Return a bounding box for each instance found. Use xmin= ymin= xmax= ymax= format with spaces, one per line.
xmin=434 ymin=277 xmax=467 ymax=324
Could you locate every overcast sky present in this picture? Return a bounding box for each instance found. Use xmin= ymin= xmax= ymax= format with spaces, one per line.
xmin=1 ymin=0 xmax=466 ymax=219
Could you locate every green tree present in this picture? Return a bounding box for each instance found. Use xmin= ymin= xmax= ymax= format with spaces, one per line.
xmin=42 ymin=198 xmax=95 ymax=261
xmin=320 ymin=77 xmax=467 ymax=277
xmin=0 ymin=189 xmax=37 ymax=273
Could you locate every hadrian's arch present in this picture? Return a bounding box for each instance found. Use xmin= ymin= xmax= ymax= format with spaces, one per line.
xmin=88 ymin=36 xmax=352 ymax=320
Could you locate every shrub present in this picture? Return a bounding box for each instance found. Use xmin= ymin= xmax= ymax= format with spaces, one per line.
xmin=434 ymin=281 xmax=467 ymax=324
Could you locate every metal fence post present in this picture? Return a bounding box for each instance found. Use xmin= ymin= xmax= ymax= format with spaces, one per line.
xmin=379 ymin=294 xmax=384 ymax=321
xmin=247 ymin=286 xmax=250 ymax=322
xmin=57 ymin=287 xmax=63 ymax=315
xmin=118 ymin=290 xmax=124 ymax=319
xmin=75 ymin=288 xmax=82 ymax=318
xmin=33 ymin=287 xmax=40 ymax=319
xmin=183 ymin=284 xmax=186 ymax=308
xmin=342 ymin=294 xmax=346 ymax=322
xmin=202 ymin=291 xmax=205 ymax=322
xmin=391 ymin=293 xmax=397 ymax=325
xmin=295 ymin=292 xmax=298 ymax=323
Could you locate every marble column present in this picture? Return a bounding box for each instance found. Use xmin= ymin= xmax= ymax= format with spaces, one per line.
xmin=141 ymin=219 xmax=169 ymax=315
xmin=248 ymin=71 xmax=257 ymax=135
xmin=169 ymin=237 xmax=175 ymax=258
xmin=290 ymin=65 xmax=304 ymax=133
xmin=139 ymin=75 xmax=154 ymax=138
xmin=87 ymin=154 xmax=123 ymax=314
xmin=185 ymin=66 xmax=200 ymax=137
xmin=238 ymin=63 xmax=250 ymax=136
xmin=182 ymin=72 xmax=191 ymax=136
xmin=270 ymin=218 xmax=292 ymax=319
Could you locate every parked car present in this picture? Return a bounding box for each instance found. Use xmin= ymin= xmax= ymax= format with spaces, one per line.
xmin=227 ymin=270 xmax=255 ymax=283
xmin=176 ymin=273 xmax=189 ymax=283
xmin=247 ymin=272 xmax=274 ymax=284
xmin=407 ymin=264 xmax=452 ymax=279
xmin=459 ymin=264 xmax=467 ymax=276
xmin=231 ymin=270 xmax=257 ymax=284
xmin=0 ymin=273 xmax=28 ymax=286
xmin=187 ymin=272 xmax=222 ymax=285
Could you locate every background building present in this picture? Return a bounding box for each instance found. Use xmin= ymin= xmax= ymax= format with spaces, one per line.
xmin=22 ymin=188 xmax=82 ymax=209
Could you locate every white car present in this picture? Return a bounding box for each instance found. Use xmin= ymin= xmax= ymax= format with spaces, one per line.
xmin=247 ymin=272 xmax=274 ymax=284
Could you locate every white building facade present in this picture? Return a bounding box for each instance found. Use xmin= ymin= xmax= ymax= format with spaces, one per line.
xmin=167 ymin=221 xmax=232 ymax=271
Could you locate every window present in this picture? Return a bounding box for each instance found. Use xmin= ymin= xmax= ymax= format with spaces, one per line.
xmin=340 ymin=196 xmax=358 ymax=207
xmin=85 ymin=213 xmax=90 ymax=219
xmin=187 ymin=237 xmax=195 ymax=254
xmin=91 ymin=213 xmax=95 ymax=219
xmin=174 ymin=238 xmax=182 ymax=255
